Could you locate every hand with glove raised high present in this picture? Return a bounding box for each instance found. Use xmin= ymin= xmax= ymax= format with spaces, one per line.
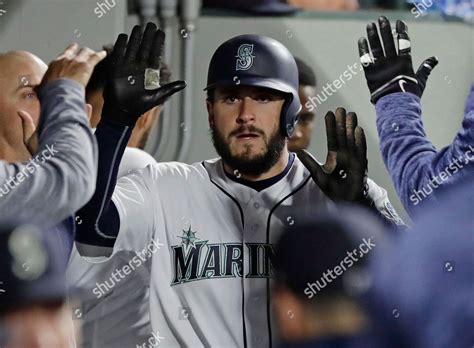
xmin=358 ymin=16 xmax=438 ymax=104
xmin=103 ymin=22 xmax=186 ymax=126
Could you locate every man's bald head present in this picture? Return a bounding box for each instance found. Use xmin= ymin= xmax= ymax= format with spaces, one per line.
xmin=0 ymin=50 xmax=47 ymax=72
xmin=0 ymin=51 xmax=47 ymax=161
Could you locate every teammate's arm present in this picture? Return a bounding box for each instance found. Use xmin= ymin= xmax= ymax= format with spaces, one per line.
xmin=358 ymin=17 xmax=474 ymax=215
xmin=375 ymin=83 xmax=474 ymax=215
xmin=0 ymin=44 xmax=105 ymax=228
xmin=75 ymin=23 xmax=186 ymax=250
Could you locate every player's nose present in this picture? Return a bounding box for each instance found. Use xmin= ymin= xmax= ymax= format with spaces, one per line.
xmin=236 ymin=97 xmax=256 ymax=124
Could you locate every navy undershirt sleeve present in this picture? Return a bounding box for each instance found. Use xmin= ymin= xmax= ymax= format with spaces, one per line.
xmin=75 ymin=119 xmax=133 ymax=247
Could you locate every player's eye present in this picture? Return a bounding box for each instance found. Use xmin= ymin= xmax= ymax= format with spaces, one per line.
xmin=297 ymin=113 xmax=314 ymax=125
xmin=224 ymin=95 xmax=240 ymax=104
xmin=255 ymin=94 xmax=271 ymax=103
xmin=22 ymin=91 xmax=37 ymax=100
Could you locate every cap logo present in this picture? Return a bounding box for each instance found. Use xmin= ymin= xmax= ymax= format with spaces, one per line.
xmin=235 ymin=44 xmax=255 ymax=71
xmin=8 ymin=225 xmax=48 ymax=281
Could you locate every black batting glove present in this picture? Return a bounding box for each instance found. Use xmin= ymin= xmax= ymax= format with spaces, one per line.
xmin=103 ymin=22 xmax=186 ymax=126
xmin=358 ymin=16 xmax=438 ymax=104
xmin=297 ymin=108 xmax=370 ymax=203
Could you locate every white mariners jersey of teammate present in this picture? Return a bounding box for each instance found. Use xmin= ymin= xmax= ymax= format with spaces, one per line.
xmin=88 ymin=154 xmax=396 ymax=348
xmin=66 ymin=147 xmax=157 ymax=348
xmin=67 ymin=244 xmax=153 ymax=348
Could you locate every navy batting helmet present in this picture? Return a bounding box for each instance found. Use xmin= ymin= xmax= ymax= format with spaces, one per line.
xmin=205 ymin=34 xmax=301 ymax=137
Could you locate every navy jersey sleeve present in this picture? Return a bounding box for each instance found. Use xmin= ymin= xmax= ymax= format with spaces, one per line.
xmin=75 ymin=119 xmax=132 ymax=248
xmin=375 ymin=86 xmax=474 ymax=215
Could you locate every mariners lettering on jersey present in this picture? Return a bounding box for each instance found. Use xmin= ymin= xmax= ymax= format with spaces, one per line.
xmin=171 ymin=227 xmax=274 ymax=285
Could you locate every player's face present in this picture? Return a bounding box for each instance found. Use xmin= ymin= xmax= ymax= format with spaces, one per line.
xmin=86 ymin=88 xmax=105 ymax=129
xmin=288 ymin=85 xmax=316 ymax=152
xmin=0 ymin=51 xmax=47 ymax=161
xmin=207 ymin=85 xmax=287 ymax=176
xmin=1 ymin=302 xmax=79 ymax=348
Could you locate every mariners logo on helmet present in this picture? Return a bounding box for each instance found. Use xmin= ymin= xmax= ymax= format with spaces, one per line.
xmin=235 ymin=44 xmax=255 ymax=71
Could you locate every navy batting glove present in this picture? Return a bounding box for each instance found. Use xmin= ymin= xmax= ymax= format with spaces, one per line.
xmin=358 ymin=17 xmax=438 ymax=104
xmin=103 ymin=22 xmax=186 ymax=126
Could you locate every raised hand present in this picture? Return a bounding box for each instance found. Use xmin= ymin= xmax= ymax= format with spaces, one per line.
xmin=358 ymin=16 xmax=438 ymax=104
xmin=102 ymin=22 xmax=186 ymax=126
xmin=40 ymin=43 xmax=106 ymax=87
xmin=297 ymin=108 xmax=368 ymax=202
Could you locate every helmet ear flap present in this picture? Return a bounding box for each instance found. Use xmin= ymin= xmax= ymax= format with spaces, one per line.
xmin=280 ymin=93 xmax=300 ymax=138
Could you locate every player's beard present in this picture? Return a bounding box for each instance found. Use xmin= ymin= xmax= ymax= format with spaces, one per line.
xmin=211 ymin=124 xmax=285 ymax=177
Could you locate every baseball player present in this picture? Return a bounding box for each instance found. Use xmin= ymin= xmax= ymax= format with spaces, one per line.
xmin=287 ymin=56 xmax=317 ymax=153
xmin=75 ymin=23 xmax=401 ymax=347
xmin=66 ymin=48 xmax=174 ymax=347
xmin=0 ymin=45 xmax=106 ymax=266
xmin=272 ymin=208 xmax=386 ymax=348
xmin=0 ymin=223 xmax=78 ymax=347
xmin=358 ymin=16 xmax=474 ymax=215
xmin=0 ymin=46 xmax=103 ymax=229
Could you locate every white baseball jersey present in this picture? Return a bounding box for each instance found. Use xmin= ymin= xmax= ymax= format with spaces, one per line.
xmin=66 ymin=245 xmax=152 ymax=348
xmin=72 ymin=152 xmax=398 ymax=347
xmin=66 ymin=147 xmax=157 ymax=348
xmin=117 ymin=147 xmax=157 ymax=178
xmin=106 ymin=155 xmax=336 ymax=347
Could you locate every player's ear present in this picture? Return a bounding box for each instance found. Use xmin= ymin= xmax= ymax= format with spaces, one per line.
xmin=85 ymin=103 xmax=93 ymax=121
xmin=206 ymin=99 xmax=215 ymax=127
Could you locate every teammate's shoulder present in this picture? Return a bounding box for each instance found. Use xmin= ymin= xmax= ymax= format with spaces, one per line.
xmin=118 ymin=148 xmax=157 ymax=178
xmin=145 ymin=159 xmax=209 ymax=181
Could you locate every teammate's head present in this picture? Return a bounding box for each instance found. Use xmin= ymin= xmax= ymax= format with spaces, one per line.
xmin=272 ymin=208 xmax=382 ymax=343
xmin=0 ymin=224 xmax=78 ymax=347
xmin=205 ymin=34 xmax=301 ymax=177
xmin=0 ymin=51 xmax=47 ymax=161
xmin=288 ymin=57 xmax=317 ymax=152
xmin=86 ymin=45 xmax=171 ymax=149
xmin=1 ymin=302 xmax=77 ymax=348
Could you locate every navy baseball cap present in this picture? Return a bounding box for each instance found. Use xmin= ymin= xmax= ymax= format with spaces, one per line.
xmin=0 ymin=224 xmax=68 ymax=314
xmin=204 ymin=0 xmax=299 ymax=15
xmin=273 ymin=207 xmax=385 ymax=301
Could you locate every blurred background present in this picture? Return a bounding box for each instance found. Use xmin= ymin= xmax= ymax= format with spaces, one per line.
xmin=0 ymin=0 xmax=472 ymax=221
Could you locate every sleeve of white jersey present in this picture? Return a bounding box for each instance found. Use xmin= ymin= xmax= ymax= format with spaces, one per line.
xmin=111 ymin=165 xmax=163 ymax=255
